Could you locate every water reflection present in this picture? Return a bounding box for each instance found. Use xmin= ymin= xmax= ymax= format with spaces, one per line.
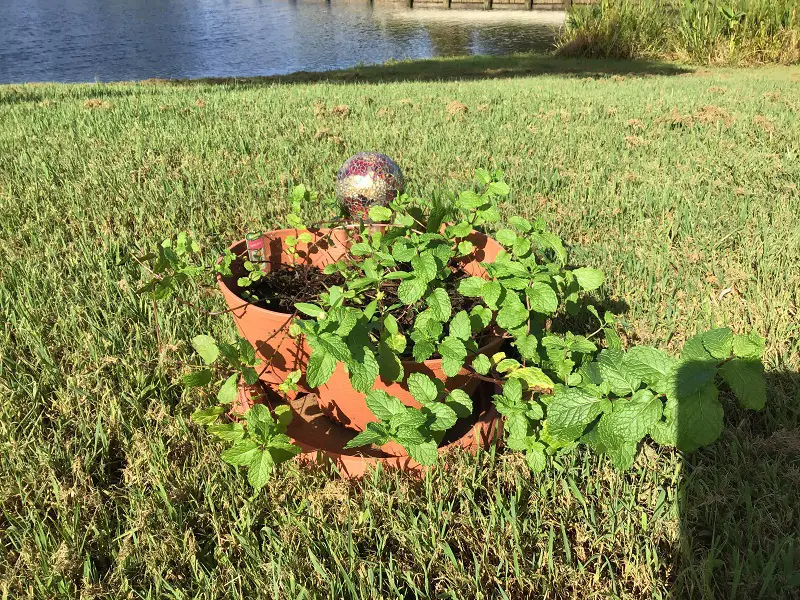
xmin=0 ymin=0 xmax=563 ymax=83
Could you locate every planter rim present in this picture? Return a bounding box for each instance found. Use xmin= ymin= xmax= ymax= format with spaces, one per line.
xmin=216 ymin=227 xmax=502 ymax=368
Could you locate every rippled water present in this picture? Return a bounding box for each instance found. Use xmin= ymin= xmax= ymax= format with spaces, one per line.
xmin=0 ymin=0 xmax=564 ymax=83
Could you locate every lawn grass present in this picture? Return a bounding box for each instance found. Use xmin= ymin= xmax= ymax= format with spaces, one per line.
xmin=1 ymin=55 xmax=799 ymax=599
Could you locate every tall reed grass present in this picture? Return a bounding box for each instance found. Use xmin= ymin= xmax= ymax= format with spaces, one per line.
xmin=559 ymin=0 xmax=800 ymax=64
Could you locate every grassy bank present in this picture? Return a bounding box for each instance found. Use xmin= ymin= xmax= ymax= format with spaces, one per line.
xmin=1 ymin=56 xmax=800 ymax=598
xmin=560 ymin=0 xmax=800 ymax=65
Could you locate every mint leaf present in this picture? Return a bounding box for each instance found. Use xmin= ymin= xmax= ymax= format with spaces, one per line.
xmin=732 ymin=332 xmax=765 ymax=359
xmin=665 ymin=382 xmax=723 ymax=452
xmin=702 ymin=327 xmax=733 ymax=359
xmin=378 ymin=343 xmax=404 ymax=382
xmin=248 ymin=450 xmax=274 ymax=491
xmin=424 ymin=403 xmax=458 ymax=431
xmin=412 ymin=339 xmax=436 ymax=362
xmin=442 ymin=356 xmax=464 ymax=378
xmin=207 ymin=423 xmax=245 ymax=442
xmin=217 ymin=374 xmax=239 ymax=404
xmin=496 ymin=292 xmax=528 ymax=330
xmin=390 ymin=408 xmax=428 ymax=430
xmin=408 ymin=373 xmax=439 ymax=405
xmin=348 ymin=348 xmax=379 ymax=393
xmin=719 ymin=358 xmax=766 ymax=410
xmin=398 ymin=277 xmax=428 ymax=304
xmin=668 ymin=359 xmax=717 ymax=398
xmin=446 ymin=221 xmax=473 ymax=238
xmin=515 ymin=335 xmax=539 ymax=361
xmin=426 ymin=287 xmax=452 ymax=322
xmin=601 ymin=389 xmax=662 ymax=443
xmin=547 ymin=387 xmax=612 ymax=442
xmin=597 ymin=350 xmax=641 ymax=396
xmin=306 ymin=349 xmax=337 ymax=388
xmin=482 ymin=280 xmax=502 ymax=310
xmin=191 ymin=405 xmax=225 ymax=425
xmin=393 ymin=425 xmax=426 ymax=448
xmin=449 ymin=310 xmax=471 ymax=341
xmin=405 ymin=440 xmax=438 ymax=466
xmin=507 ymin=367 xmax=554 ymax=390
xmin=471 ymin=354 xmax=491 ymax=375
xmin=649 ymin=415 xmax=678 ymax=447
xmin=458 ymin=276 xmax=485 ymax=297
xmin=345 ymin=422 xmax=390 ymax=449
xmin=525 ymin=444 xmax=547 ymax=472
xmin=365 ymin=390 xmax=405 ymax=422
xmin=623 ymin=347 xmax=676 ymax=393
xmin=184 ymin=369 xmax=212 ymax=388
xmin=295 ymin=303 xmax=324 ymax=318
xmin=495 ymin=229 xmax=517 ymax=246
xmin=487 ymin=181 xmax=510 ymax=196
xmin=572 ymin=268 xmax=604 ymax=291
xmin=526 ymin=282 xmax=558 ymax=314
xmin=445 ymin=389 xmax=473 ymax=418
xmin=191 ymin=335 xmax=219 ymax=365
xmin=681 ymin=332 xmax=715 ymax=362
xmin=221 ymin=439 xmax=259 ymax=466
xmin=503 ymin=377 xmax=523 ymax=404
xmin=368 ymin=206 xmax=393 ymax=222
xmin=411 ymin=254 xmax=438 ymax=282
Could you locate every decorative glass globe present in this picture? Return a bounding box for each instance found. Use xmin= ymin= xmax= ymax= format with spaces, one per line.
xmin=335 ymin=152 xmax=404 ymax=219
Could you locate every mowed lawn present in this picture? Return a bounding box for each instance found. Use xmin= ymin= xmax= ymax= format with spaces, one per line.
xmin=1 ymin=56 xmax=799 ymax=599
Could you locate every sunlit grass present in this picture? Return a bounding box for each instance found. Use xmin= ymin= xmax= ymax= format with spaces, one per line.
xmin=1 ymin=57 xmax=799 ymax=598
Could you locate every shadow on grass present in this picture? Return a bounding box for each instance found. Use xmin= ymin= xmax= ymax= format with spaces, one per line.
xmin=141 ymin=54 xmax=691 ymax=88
xmin=674 ymin=366 xmax=800 ymax=598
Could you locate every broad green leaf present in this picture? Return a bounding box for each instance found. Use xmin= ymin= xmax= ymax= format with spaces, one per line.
xmin=509 ymin=216 xmax=532 ymax=232
xmin=515 ymin=335 xmax=539 ymax=361
xmin=600 ymin=389 xmax=662 ymax=443
xmin=316 ymin=332 xmax=351 ymax=362
xmin=482 ymin=281 xmax=502 ymax=310
xmin=525 ymin=444 xmax=547 ymax=472
xmin=470 ymin=305 xmax=493 ymax=331
xmin=597 ymin=350 xmax=641 ymax=396
xmin=665 ymin=382 xmax=723 ymax=452
xmin=426 ymin=288 xmax=452 ymax=322
xmin=512 ymin=237 xmax=531 ymax=257
xmin=548 ymin=387 xmax=611 ymax=442
xmin=274 ymin=404 xmax=293 ymax=428
xmin=445 ymin=389 xmax=473 ymax=418
xmin=442 ymin=356 xmax=464 ymax=378
xmin=446 ymin=221 xmax=473 ymax=238
xmin=496 ymin=292 xmax=528 ymax=330
xmin=411 ymin=254 xmax=438 ymax=283
xmin=702 ymin=328 xmax=733 ymax=359
xmin=487 ymin=180 xmax=510 ymax=196
xmin=471 ymin=354 xmax=491 ymax=375
xmin=207 ymin=423 xmax=245 ymax=442
xmin=408 ymin=373 xmax=438 ymax=405
xmin=623 ymin=346 xmax=676 ymax=393
xmin=348 ymin=348 xmax=380 ymax=393
xmin=241 ymin=366 xmax=259 ymax=386
xmin=365 ymin=390 xmax=405 ymax=422
xmin=221 ymin=439 xmax=259 ymax=466
xmin=503 ymin=377 xmax=523 ymax=404
xmin=183 ymin=369 xmax=212 ymax=388
xmin=526 ymin=282 xmax=558 ymax=314
xmin=458 ymin=276 xmax=486 ymax=297
xmin=412 ymin=339 xmax=436 ymax=362
xmin=449 ymin=310 xmax=472 ymax=341
xmin=295 ymin=303 xmax=324 ymax=318
xmin=248 ymin=450 xmax=274 ymax=491
xmin=405 ymin=440 xmax=439 ymax=466
xmin=507 ymin=367 xmax=554 ymax=390
xmin=217 ymin=374 xmax=239 ymax=404
xmin=267 ymin=440 xmax=302 ymax=463
xmin=393 ymin=425 xmax=426 ymax=448
xmin=681 ymin=332 xmax=715 ymax=362
xmin=306 ymin=349 xmax=337 ymax=388
xmin=438 ymin=336 xmax=466 ymax=361
xmin=732 ymin=332 xmax=765 ymax=359
xmin=345 ymin=422 xmax=390 ymax=449
xmin=378 ymin=343 xmax=404 ymax=382
xmin=424 ymin=403 xmax=458 ymax=431
xmin=649 ymin=416 xmax=678 ymax=447
xmin=390 ymin=408 xmax=428 ymax=430
xmin=668 ymin=359 xmax=718 ymax=399
xmin=191 ymin=335 xmax=219 ymax=365
xmin=191 ymin=405 xmax=225 ymax=425
xmin=398 ymin=277 xmax=428 ymax=305
xmin=457 ymin=190 xmax=487 ymax=210
xmin=572 ymin=268 xmax=604 ymax=291
xmin=368 ymin=206 xmax=393 ymax=222
xmin=495 ymin=229 xmax=517 ymax=246
xmin=496 ymin=358 xmax=521 ymax=373
xmin=457 ymin=240 xmax=474 ymax=256
xmin=719 ymin=359 xmax=766 ymax=410
xmin=392 ymin=241 xmax=416 ymax=263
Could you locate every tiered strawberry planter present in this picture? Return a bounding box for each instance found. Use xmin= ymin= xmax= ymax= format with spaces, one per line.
xmin=218 ymin=227 xmax=506 ymax=473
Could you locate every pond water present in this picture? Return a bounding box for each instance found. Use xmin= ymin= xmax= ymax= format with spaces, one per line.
xmin=0 ymin=0 xmax=564 ymax=84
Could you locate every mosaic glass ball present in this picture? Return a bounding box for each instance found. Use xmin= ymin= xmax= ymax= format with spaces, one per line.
xmin=335 ymin=152 xmax=405 ymax=219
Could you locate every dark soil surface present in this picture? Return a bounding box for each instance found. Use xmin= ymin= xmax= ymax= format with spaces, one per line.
xmin=232 ymin=262 xmax=480 ymax=329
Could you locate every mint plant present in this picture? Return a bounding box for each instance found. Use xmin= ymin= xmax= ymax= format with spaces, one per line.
xmin=138 ymin=170 xmax=767 ymax=489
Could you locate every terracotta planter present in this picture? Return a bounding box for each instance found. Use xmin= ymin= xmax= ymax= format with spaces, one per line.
xmin=315 ymin=232 xmax=505 ymax=432
xmin=217 ymin=228 xmax=349 ymax=394
xmin=218 ymin=227 xmax=504 ymax=422
xmin=239 ymin=381 xmax=503 ymax=478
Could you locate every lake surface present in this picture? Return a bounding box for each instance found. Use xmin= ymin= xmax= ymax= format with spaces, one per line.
xmin=0 ymin=0 xmax=564 ymax=84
